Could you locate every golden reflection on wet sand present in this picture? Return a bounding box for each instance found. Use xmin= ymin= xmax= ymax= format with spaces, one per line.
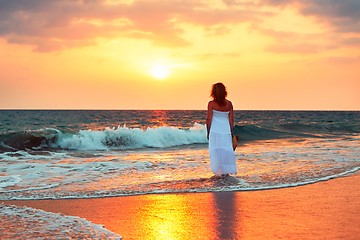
xmin=3 ymin=174 xmax=359 ymax=239
xmin=135 ymin=194 xmax=215 ymax=239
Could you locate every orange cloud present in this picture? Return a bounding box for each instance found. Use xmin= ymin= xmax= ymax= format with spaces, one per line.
xmin=1 ymin=0 xmax=358 ymax=52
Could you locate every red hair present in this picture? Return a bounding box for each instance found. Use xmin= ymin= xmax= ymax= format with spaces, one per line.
xmin=211 ymin=82 xmax=227 ymax=106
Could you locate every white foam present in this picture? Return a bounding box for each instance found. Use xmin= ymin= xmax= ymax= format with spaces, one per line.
xmin=55 ymin=124 xmax=207 ymax=150
xmin=0 ymin=203 xmax=122 ymax=239
xmin=0 ymin=175 xmax=22 ymax=188
xmin=240 ymin=166 xmax=360 ymax=191
xmin=0 ymin=150 xmax=68 ymax=161
xmin=3 ymin=183 xmax=60 ymax=192
xmin=0 ymin=136 xmax=358 ymax=200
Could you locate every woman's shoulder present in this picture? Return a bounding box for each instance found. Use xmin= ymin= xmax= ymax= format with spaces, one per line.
xmin=208 ymin=100 xmax=216 ymax=107
xmin=224 ymin=100 xmax=233 ymax=111
xmin=209 ymin=99 xmax=233 ymax=111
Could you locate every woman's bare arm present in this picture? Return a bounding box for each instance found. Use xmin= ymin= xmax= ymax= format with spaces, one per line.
xmin=229 ymin=101 xmax=234 ymax=132
xmin=206 ymin=101 xmax=213 ymax=139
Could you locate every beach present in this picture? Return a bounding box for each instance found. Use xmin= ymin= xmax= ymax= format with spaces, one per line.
xmin=2 ymin=172 xmax=359 ymax=240
xmin=1 ymin=0 xmax=359 ymax=238
xmin=1 ymin=110 xmax=359 ymax=239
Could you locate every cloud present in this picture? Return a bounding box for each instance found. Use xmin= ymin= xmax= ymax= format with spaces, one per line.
xmin=0 ymin=0 xmax=358 ymax=52
xmin=0 ymin=0 xmax=270 ymax=51
xmin=321 ymin=56 xmax=360 ymax=64
xmin=341 ymin=37 xmax=360 ymax=46
xmin=266 ymin=42 xmax=321 ymax=54
xmin=0 ymin=0 xmax=187 ymax=50
xmin=301 ymin=0 xmax=360 ymax=35
xmin=264 ymin=0 xmax=360 ymax=33
xmin=198 ymin=52 xmax=242 ymax=61
xmin=251 ymin=25 xmax=325 ymax=54
xmin=253 ymin=1 xmax=360 ymax=53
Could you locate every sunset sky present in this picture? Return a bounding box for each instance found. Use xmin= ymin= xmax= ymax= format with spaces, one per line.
xmin=0 ymin=0 xmax=359 ymax=110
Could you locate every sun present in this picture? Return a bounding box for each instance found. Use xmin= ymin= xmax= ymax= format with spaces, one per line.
xmin=150 ymin=64 xmax=171 ymax=80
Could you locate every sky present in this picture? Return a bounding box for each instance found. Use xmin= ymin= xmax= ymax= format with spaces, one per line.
xmin=0 ymin=0 xmax=359 ymax=110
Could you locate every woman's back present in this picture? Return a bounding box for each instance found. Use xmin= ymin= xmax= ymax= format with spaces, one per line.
xmin=211 ymin=110 xmax=231 ymax=134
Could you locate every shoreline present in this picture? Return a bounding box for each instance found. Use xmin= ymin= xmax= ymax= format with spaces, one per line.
xmin=2 ymin=172 xmax=360 ymax=239
xmin=2 ymin=166 xmax=359 ymax=201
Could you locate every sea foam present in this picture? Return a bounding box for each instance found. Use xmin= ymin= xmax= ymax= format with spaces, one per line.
xmin=55 ymin=123 xmax=207 ymax=150
xmin=0 ymin=204 xmax=122 ymax=239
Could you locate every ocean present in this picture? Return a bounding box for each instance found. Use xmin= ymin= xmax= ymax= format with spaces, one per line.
xmin=0 ymin=110 xmax=359 ymax=200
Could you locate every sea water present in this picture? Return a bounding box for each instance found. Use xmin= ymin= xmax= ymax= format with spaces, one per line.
xmin=0 ymin=110 xmax=359 ymax=200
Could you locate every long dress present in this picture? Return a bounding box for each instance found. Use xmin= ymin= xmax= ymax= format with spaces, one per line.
xmin=209 ymin=110 xmax=237 ymax=175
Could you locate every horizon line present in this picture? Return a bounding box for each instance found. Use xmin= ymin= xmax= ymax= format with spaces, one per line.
xmin=0 ymin=108 xmax=359 ymax=112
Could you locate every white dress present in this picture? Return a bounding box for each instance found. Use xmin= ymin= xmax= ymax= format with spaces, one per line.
xmin=209 ymin=110 xmax=237 ymax=175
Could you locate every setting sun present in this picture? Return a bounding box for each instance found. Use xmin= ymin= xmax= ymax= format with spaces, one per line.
xmin=150 ymin=64 xmax=171 ymax=80
xmin=0 ymin=0 xmax=359 ymax=110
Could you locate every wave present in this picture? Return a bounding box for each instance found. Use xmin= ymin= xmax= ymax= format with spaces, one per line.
xmin=232 ymin=124 xmax=317 ymax=141
xmin=0 ymin=124 xmax=207 ymax=152
xmin=56 ymin=124 xmax=207 ymax=150
xmin=278 ymin=122 xmax=360 ymax=135
xmin=233 ymin=120 xmax=359 ymax=142
xmin=0 ymin=129 xmax=59 ymax=152
xmin=1 ymin=121 xmax=358 ymax=152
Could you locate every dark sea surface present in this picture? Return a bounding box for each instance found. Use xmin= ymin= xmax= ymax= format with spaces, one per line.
xmin=0 ymin=110 xmax=359 ymax=200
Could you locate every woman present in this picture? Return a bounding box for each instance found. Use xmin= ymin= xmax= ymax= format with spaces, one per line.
xmin=206 ymin=82 xmax=236 ymax=177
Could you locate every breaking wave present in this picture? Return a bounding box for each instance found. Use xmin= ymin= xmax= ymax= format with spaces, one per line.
xmin=1 ymin=121 xmax=358 ymax=152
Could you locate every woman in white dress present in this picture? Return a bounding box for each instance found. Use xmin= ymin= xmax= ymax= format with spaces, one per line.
xmin=206 ymin=83 xmax=236 ymax=177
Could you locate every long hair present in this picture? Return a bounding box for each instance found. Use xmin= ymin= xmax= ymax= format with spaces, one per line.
xmin=211 ymin=82 xmax=227 ymax=106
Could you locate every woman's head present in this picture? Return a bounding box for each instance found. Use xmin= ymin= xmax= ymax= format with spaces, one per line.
xmin=211 ymin=82 xmax=227 ymax=105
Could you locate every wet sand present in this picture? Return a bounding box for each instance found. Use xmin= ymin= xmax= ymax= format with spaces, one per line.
xmin=2 ymin=173 xmax=360 ymax=240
